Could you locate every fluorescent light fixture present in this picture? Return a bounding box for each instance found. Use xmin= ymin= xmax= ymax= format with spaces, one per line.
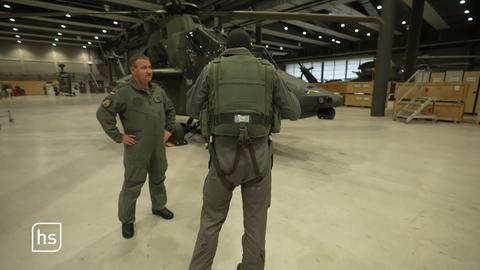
xmin=94 ymin=36 xmax=99 ymax=40
xmin=331 ymin=38 xmax=336 ymax=42
xmin=9 ymin=18 xmax=15 ymax=22
xmin=335 ymin=40 xmax=341 ymax=44
xmin=52 ymin=43 xmax=57 ymax=46
xmin=460 ymin=0 xmax=466 ymax=4
xmin=283 ymin=26 xmax=288 ymax=30
xmin=280 ymin=46 xmax=283 ymax=50
xmin=340 ymin=23 xmax=345 ymax=28
xmin=102 ymin=29 xmax=107 ymax=33
xmin=302 ymin=31 xmax=306 ymax=35
xmin=13 ymin=27 xmax=18 ymax=31
xmin=61 ymin=24 xmax=66 ymax=28
xmin=57 ymin=32 xmax=62 ymax=36
xmin=87 ymin=41 xmax=92 ymax=45
xmin=17 ymin=40 xmax=22 ymax=43
xmin=54 ymin=38 xmax=59 ymax=41
xmin=4 ymin=4 xmax=11 ymax=8
xmin=15 ymin=34 xmax=20 ymax=38
xmin=83 ymin=45 xmax=87 ymax=49
xmin=265 ymin=44 xmax=269 ymax=48
xmin=468 ymin=17 xmax=473 ymax=21
xmin=367 ymin=32 xmax=371 ymax=36
xmin=377 ymin=5 xmax=382 ymax=10
xmin=402 ymin=20 xmax=406 ymax=25
xmin=113 ymin=21 xmax=118 ymax=25
xmin=65 ymin=14 xmax=71 ymax=18
xmin=464 ymin=10 xmax=470 ymax=14
xmin=318 ymin=35 xmax=322 ymax=39
xmin=354 ymin=28 xmax=359 ymax=33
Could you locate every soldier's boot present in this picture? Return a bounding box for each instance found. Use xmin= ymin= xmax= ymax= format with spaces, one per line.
xmin=122 ymin=223 xmax=134 ymax=239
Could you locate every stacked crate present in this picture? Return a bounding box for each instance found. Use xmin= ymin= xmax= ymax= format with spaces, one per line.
xmin=314 ymin=82 xmax=348 ymax=103
xmin=462 ymin=71 xmax=480 ymax=114
xmin=395 ymin=82 xmax=468 ymax=122
xmin=344 ymin=82 xmax=373 ymax=107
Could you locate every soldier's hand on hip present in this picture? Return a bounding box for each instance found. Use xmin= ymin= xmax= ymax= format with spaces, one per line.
xmin=122 ymin=134 xmax=136 ymax=145
xmin=163 ymin=130 xmax=172 ymax=143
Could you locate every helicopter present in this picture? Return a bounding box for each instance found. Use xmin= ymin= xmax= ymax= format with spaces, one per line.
xmin=1 ymin=1 xmax=384 ymax=143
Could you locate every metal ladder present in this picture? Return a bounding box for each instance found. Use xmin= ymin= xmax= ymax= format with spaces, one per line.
xmin=394 ymin=97 xmax=437 ymax=123
xmin=393 ymin=67 xmax=437 ymax=123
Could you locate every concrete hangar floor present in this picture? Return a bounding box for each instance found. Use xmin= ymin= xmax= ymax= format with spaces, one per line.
xmin=0 ymin=94 xmax=479 ymax=270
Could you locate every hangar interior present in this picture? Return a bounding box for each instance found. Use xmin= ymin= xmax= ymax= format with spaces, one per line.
xmin=0 ymin=0 xmax=479 ymax=270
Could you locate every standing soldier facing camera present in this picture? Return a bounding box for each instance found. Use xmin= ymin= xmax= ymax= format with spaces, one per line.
xmin=187 ymin=28 xmax=301 ymax=270
xmin=96 ymin=54 xmax=176 ymax=239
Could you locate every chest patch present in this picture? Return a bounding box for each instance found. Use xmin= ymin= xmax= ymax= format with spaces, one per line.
xmin=153 ymin=96 xmax=162 ymax=103
xmin=102 ymin=98 xmax=112 ymax=108
xmin=132 ymin=97 xmax=144 ymax=107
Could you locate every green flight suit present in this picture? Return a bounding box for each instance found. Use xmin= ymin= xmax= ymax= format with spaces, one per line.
xmin=96 ymin=79 xmax=176 ymax=224
xmin=187 ymin=48 xmax=301 ymax=270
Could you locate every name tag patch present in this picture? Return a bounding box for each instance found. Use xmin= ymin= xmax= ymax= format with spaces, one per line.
xmin=234 ymin=115 xmax=250 ymax=123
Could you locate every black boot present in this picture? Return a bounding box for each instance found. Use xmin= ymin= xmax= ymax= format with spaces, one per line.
xmin=152 ymin=207 xmax=174 ymax=220
xmin=122 ymin=223 xmax=134 ymax=239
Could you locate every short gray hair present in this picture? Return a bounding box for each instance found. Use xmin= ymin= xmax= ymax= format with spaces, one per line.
xmin=128 ymin=54 xmax=150 ymax=68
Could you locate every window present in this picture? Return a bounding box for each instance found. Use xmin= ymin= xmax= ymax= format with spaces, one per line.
xmin=311 ymin=61 xmax=322 ymax=82
xmin=334 ymin=59 xmax=346 ymax=80
xmin=347 ymin=58 xmax=361 ymax=79
xmin=323 ymin=60 xmax=335 ymax=81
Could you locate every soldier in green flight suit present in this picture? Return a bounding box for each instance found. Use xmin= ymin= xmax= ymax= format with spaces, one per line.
xmin=187 ymin=29 xmax=301 ymax=270
xmin=96 ymin=54 xmax=176 ymax=239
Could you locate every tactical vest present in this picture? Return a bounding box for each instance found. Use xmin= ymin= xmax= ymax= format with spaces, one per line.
xmin=200 ymin=54 xmax=278 ymax=140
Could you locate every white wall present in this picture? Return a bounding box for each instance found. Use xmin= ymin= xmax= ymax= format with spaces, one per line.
xmin=0 ymin=41 xmax=106 ymax=81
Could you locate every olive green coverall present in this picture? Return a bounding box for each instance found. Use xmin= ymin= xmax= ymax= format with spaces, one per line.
xmin=187 ymin=48 xmax=301 ymax=270
xmin=96 ymin=79 xmax=176 ymax=224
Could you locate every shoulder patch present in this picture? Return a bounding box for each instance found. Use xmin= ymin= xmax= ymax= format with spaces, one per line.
xmin=102 ymin=98 xmax=112 ymax=108
xmin=153 ymin=96 xmax=162 ymax=103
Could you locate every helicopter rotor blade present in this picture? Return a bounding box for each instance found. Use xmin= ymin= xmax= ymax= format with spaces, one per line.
xmin=0 ymin=10 xmax=167 ymax=19
xmin=200 ymin=11 xmax=383 ymax=25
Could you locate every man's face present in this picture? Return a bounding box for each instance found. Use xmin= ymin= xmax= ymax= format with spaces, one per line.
xmin=130 ymin=58 xmax=152 ymax=85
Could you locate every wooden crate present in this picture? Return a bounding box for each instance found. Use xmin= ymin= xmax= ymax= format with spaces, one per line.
xmin=315 ymin=82 xmax=348 ymax=94
xmin=430 ymin=72 xmax=445 ymax=82
xmin=395 ymin=83 xmax=422 ymax=100
xmin=0 ymin=80 xmax=52 ymax=95
xmin=395 ymin=101 xmax=465 ymax=122
xmin=463 ymin=71 xmax=480 ymax=113
xmin=423 ymin=82 xmax=468 ymax=102
xmin=346 ymin=81 xmax=373 ymax=94
xmin=344 ymin=94 xmax=372 ymax=107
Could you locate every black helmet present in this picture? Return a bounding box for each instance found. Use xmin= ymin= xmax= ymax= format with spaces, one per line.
xmin=226 ymin=28 xmax=251 ymax=50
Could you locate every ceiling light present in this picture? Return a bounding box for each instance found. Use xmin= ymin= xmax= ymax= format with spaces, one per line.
xmin=377 ymin=5 xmax=382 ymax=10
xmin=318 ymin=35 xmax=322 ymax=39
xmin=250 ymin=42 xmax=253 ymax=45
xmin=340 ymin=23 xmax=345 ymax=28
xmin=94 ymin=36 xmax=99 ymax=40
xmin=280 ymin=46 xmax=283 ymax=50
xmin=52 ymin=43 xmax=57 ymax=46
xmin=4 ymin=4 xmax=11 ymax=8
xmin=265 ymin=44 xmax=269 ymax=48
xmin=464 ymin=10 xmax=470 ymax=14
xmin=102 ymin=29 xmax=107 ymax=33
xmin=9 ymin=18 xmax=15 ymax=22
xmin=459 ymin=0 xmax=466 ymax=4
xmin=13 ymin=27 xmax=18 ymax=31
xmin=113 ymin=21 xmax=118 ymax=25
xmin=335 ymin=40 xmax=341 ymax=44
xmin=367 ymin=32 xmax=371 ymax=36
xmin=61 ymin=24 xmax=66 ymax=28
xmin=284 ymin=26 xmax=288 ymax=31
xmin=15 ymin=34 xmax=20 ymax=38
xmin=83 ymin=45 xmax=87 ymax=49
xmin=87 ymin=41 xmax=92 ymax=45
xmin=17 ymin=40 xmax=22 ymax=43
xmin=65 ymin=14 xmax=71 ymax=18
xmin=331 ymin=38 xmax=336 ymax=42
xmin=57 ymin=32 xmax=62 ymax=36
xmin=402 ymin=20 xmax=406 ymax=25
xmin=54 ymin=38 xmax=59 ymax=41
xmin=302 ymin=31 xmax=306 ymax=35
xmin=354 ymin=28 xmax=359 ymax=33
xmin=468 ymin=17 xmax=473 ymax=21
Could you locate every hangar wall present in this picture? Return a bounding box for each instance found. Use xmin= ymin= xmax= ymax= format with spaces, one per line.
xmin=0 ymin=42 xmax=106 ymax=82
